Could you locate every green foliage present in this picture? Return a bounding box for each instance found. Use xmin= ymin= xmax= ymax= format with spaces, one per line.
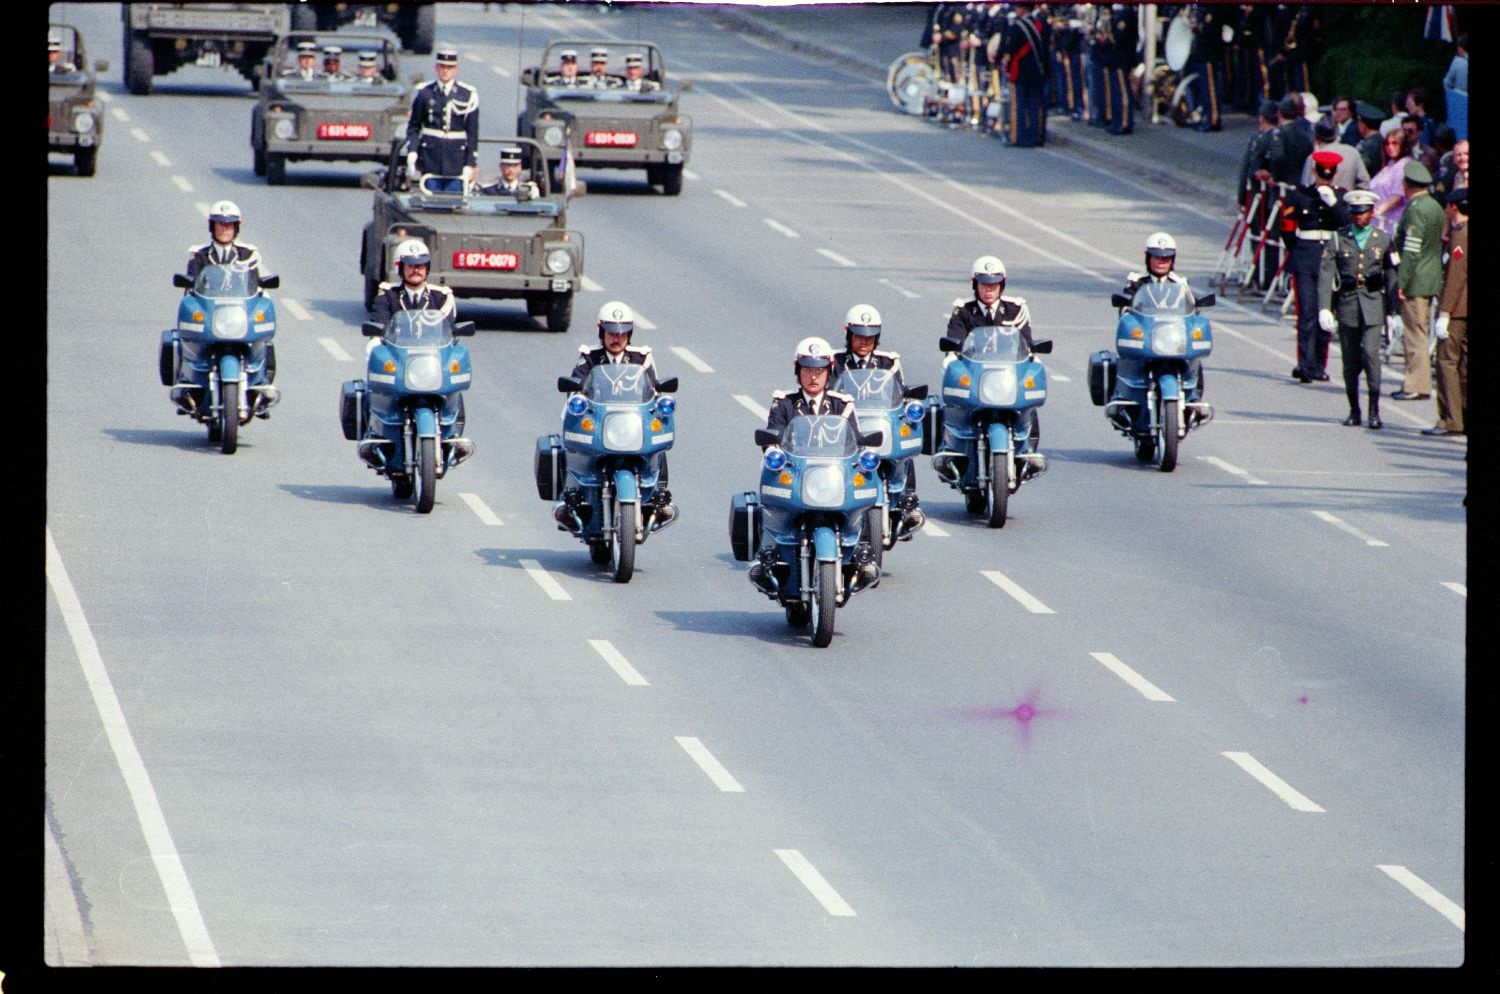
xmin=1311 ymin=6 xmax=1455 ymax=119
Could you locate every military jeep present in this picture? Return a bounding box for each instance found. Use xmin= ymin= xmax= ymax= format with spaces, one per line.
xmin=359 ymin=137 xmax=585 ymax=332
xmin=48 ymin=23 xmax=108 ymax=177
xmin=517 ymin=40 xmax=692 ymax=195
xmin=251 ymin=31 xmax=408 ymax=185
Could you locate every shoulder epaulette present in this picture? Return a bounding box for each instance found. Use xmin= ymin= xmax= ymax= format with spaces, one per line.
xmin=771 ymin=389 xmax=795 ymax=400
xmin=624 ymin=344 xmax=652 ymax=355
xmin=825 ymin=389 xmax=855 ymax=403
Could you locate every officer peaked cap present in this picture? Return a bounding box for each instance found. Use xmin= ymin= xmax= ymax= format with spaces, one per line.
xmin=48 ymin=35 xmax=62 ymax=51
xmin=1342 ymin=189 xmax=1378 ymax=210
xmin=625 ymin=53 xmax=644 ymax=64
xmin=1402 ymin=160 xmax=1433 ymax=185
xmin=435 ymin=44 xmax=459 ymax=64
xmin=322 ymin=45 xmax=342 ymax=57
xmin=590 ymin=47 xmax=609 ymax=60
xmin=296 ymin=41 xmax=318 ymax=54
xmin=498 ymin=146 xmax=524 ymax=163
xmin=358 ymin=50 xmax=378 ymax=64
xmin=1311 ymin=150 xmax=1342 ymax=174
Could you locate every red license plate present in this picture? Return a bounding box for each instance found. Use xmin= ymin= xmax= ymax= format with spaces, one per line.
xmin=585 ymin=130 xmax=638 ymax=147
xmin=452 ymin=250 xmax=519 ymax=271
xmin=317 ymin=122 xmax=371 ymax=140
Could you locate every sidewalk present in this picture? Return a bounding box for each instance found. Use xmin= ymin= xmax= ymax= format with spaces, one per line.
xmin=710 ymin=3 xmax=1255 ymax=217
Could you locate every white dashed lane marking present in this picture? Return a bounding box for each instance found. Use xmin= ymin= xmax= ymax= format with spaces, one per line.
xmin=876 ymin=277 xmax=918 ymax=299
xmin=1200 ymin=455 xmax=1268 ymax=486
xmin=816 ymin=248 xmax=856 ymax=267
xmin=763 ymin=218 xmax=800 ymax=238
xmin=110 ymin=106 xmax=130 ymax=123
xmin=675 ymin=737 xmax=745 ymax=792
xmin=980 ymin=570 xmax=1054 ymax=614
xmin=733 ymin=394 xmax=767 ymax=420
xmin=669 ymin=346 xmax=714 ymax=373
xmin=775 ymin=850 xmax=856 ymax=917
xmin=920 ymin=520 xmax=949 ymax=537
xmin=1311 ymin=510 xmax=1388 ymax=547
xmin=318 ymin=337 xmax=352 ymax=362
xmin=194 ymin=201 xmax=210 ymax=218
xmin=171 ymin=176 xmax=194 ymax=193
xmin=581 ymin=275 xmax=605 ymax=293
xmin=459 ymin=492 xmax=504 ymax=526
xmin=150 ymin=150 xmax=171 ymax=167
xmin=1221 ymin=752 xmax=1325 ymax=812
xmin=520 ymin=559 xmax=571 ymax=601
xmin=1441 ymin=582 xmax=1466 ymax=597
xmin=281 ymin=298 xmax=314 ymax=321
xmin=1377 ymin=865 xmax=1465 ymax=931
xmin=588 ymin=639 xmax=649 ymax=686
xmin=131 ymin=127 xmax=150 ymax=143
xmin=714 ymin=189 xmax=747 ymax=208
xmin=1090 ymin=652 xmax=1175 ymax=702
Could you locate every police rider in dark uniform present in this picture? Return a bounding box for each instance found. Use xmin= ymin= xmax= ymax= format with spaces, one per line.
xmin=367 ymin=238 xmax=462 ymax=435
xmin=1281 ymin=149 xmax=1349 ymax=382
xmin=832 ymin=305 xmax=925 ymax=536
xmin=404 ymin=43 xmax=478 ymax=194
xmin=181 ymin=200 xmax=278 ymax=397
xmin=1317 ymin=189 xmax=1397 ymax=429
xmin=1120 ymin=231 xmax=1207 ymax=411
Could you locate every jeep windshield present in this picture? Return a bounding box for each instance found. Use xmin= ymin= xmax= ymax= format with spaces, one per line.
xmin=193 ymin=265 xmax=261 ymax=298
xmin=274 ymin=78 xmax=402 ymax=96
xmin=383 ymin=309 xmax=454 ymax=347
xmin=545 ymin=88 xmax=672 ymax=104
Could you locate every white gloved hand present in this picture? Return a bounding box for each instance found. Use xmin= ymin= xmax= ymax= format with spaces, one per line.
xmin=1386 ymin=314 xmax=1402 ymax=339
xmin=1318 ymin=185 xmax=1337 ymax=206
xmin=1435 ymin=312 xmax=1451 ymax=340
xmin=1318 ymin=308 xmax=1337 ymax=333
xmin=461 ymin=164 xmax=475 ymax=184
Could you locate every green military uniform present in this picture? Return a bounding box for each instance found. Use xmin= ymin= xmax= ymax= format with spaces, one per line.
xmin=1430 ymin=193 xmax=1467 ymax=434
xmin=1319 ymin=203 xmax=1397 ymax=427
xmin=1392 ymin=161 xmax=1445 ymax=397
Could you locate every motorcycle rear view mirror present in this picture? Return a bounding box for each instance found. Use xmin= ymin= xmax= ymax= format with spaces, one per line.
xmin=1031 ymin=339 xmax=1053 ymax=354
xmin=754 ymin=428 xmax=779 ymax=447
xmin=453 ymin=320 xmax=476 ymax=337
xmin=557 ymin=376 xmax=582 ymax=393
xmin=361 ymin=321 xmax=385 ymax=337
xmin=656 ymin=377 xmax=679 ymax=393
xmin=938 ymin=337 xmax=962 ymax=353
xmin=173 ymin=273 xmax=193 ymax=288
xmin=904 ymin=384 xmax=929 ymax=400
xmin=1196 ymin=292 xmax=1217 ymax=308
xmin=257 ymin=274 xmax=280 ymax=290
xmin=1111 ymin=293 xmax=1131 ymax=308
xmin=859 ymin=430 xmax=885 ymax=448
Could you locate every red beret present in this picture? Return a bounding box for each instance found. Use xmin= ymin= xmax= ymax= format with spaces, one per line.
xmin=1312 ymin=150 xmax=1342 ymax=171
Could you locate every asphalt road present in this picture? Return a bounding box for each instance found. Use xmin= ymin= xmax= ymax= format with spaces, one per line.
xmin=43 ymin=1 xmax=1465 ymax=970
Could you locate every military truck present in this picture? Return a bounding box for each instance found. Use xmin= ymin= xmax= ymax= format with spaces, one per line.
xmin=48 ymin=23 xmax=108 ymax=177
xmin=122 ymin=3 xmax=289 ymax=95
xmin=251 ymin=32 xmax=408 ymax=185
xmin=289 ymin=2 xmax=436 ymax=55
xmin=360 ymin=138 xmax=586 ymax=332
xmin=517 ymin=41 xmax=692 ymax=195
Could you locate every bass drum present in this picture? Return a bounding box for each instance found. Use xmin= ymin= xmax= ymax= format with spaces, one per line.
xmin=1165 ymin=12 xmax=1193 ymax=72
xmin=887 ymin=50 xmax=938 ymax=115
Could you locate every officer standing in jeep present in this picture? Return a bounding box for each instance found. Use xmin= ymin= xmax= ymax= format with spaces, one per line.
xmin=405 ymin=43 xmax=479 ymax=193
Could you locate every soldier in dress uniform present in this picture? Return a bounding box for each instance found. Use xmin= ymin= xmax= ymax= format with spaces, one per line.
xmin=586 ymin=47 xmax=617 ymax=88
xmin=321 ymin=45 xmax=350 ymax=80
xmin=354 ymin=50 xmax=381 ymax=83
xmin=405 ymin=43 xmax=479 ymax=194
xmin=1082 ymin=3 xmax=1107 ymax=128
xmin=999 ymin=2 xmax=1051 ymax=147
xmin=1317 ymin=189 xmax=1397 ymax=429
xmin=1102 ymin=4 xmax=1138 ymax=135
xmin=930 ymin=2 xmax=971 ymax=86
xmin=1425 ymin=187 xmax=1467 ymax=436
xmin=623 ymin=52 xmax=659 ymax=92
xmin=1280 ymin=149 xmax=1349 ymax=382
xmin=475 ymin=144 xmax=539 ymax=198
xmin=282 ymin=40 xmax=318 ymax=80
xmin=1183 ymin=4 xmax=1225 ymax=132
xmin=48 ymin=33 xmax=76 ymax=73
xmin=1052 ymin=5 xmax=1087 ymax=120
xmin=549 ymin=49 xmax=581 ymax=86
xmin=1271 ymin=4 xmax=1318 ymax=96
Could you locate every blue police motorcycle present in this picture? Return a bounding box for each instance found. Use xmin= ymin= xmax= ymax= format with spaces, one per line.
xmin=927 ymin=325 xmax=1052 ymax=528
xmin=161 ymin=264 xmax=281 ymax=454
xmin=729 ymin=415 xmax=884 ymax=648
xmin=535 ymin=364 xmax=680 ymax=583
xmin=340 ymin=308 xmax=476 ymax=513
xmin=830 ymin=367 xmax=927 ymax=570
xmin=1089 ymin=282 xmax=1215 ymax=472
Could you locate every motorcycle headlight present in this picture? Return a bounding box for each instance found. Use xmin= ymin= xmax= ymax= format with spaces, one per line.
xmin=858 ymin=449 xmax=880 ymax=473
xmin=566 ymin=394 xmax=589 ymax=416
xmin=404 ymin=353 xmax=442 ymax=391
xmin=655 ymin=396 xmax=675 ymax=417
xmin=72 ymin=111 xmax=95 ymax=134
xmin=602 ymin=411 xmax=643 ymax=451
xmin=801 ymin=464 xmax=845 ymax=508
xmin=272 ymin=116 xmax=297 ymax=140
xmin=212 ymin=305 xmax=249 ymax=341
xmin=541 ymin=124 xmax=564 ymax=147
xmin=661 ymin=128 xmax=682 ymax=150
xmin=903 ymin=400 xmax=925 ymax=423
xmin=979 ymin=367 xmax=1017 ymax=406
xmin=763 ymin=447 xmax=786 ymax=471
xmin=545 ymin=248 xmax=573 ymax=275
xmin=1152 ymin=321 xmax=1187 ymax=356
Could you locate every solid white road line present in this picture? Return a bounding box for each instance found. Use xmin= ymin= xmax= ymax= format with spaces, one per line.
xmin=1090 ymin=652 xmax=1176 ymax=702
xmin=581 ymin=275 xmax=605 ymax=293
xmin=520 ymin=559 xmax=571 ymax=601
xmin=318 ymin=337 xmax=352 ymax=362
xmin=816 ymin=247 xmax=856 ymax=267
xmin=1199 ymin=455 xmax=1268 ymax=486
xmin=131 ymin=127 xmax=150 ymax=143
xmin=774 ymin=849 xmax=856 ymax=917
xmin=1311 ymin=510 xmax=1389 ymax=547
xmin=281 ymin=297 xmax=314 ymax=321
xmin=734 ymin=394 xmax=768 ymax=420
xmin=459 ymin=492 xmax=504 ymax=526
xmin=921 ymin=520 xmax=949 ymax=537
xmin=1376 ymin=865 xmax=1465 ymax=931
xmin=588 ymin=638 xmax=649 ymax=686
xmin=763 ymin=218 xmax=800 ymax=238
xmin=150 ymin=150 xmax=171 ymax=167
xmin=45 ymin=529 xmax=221 ymax=967
xmin=171 ymin=175 xmax=194 ymax=193
xmin=1221 ymin=752 xmax=1325 ymax=812
xmin=876 ymin=277 xmax=919 ymax=299
xmin=674 ymin=736 xmax=745 ymax=792
xmin=714 ymin=189 xmax=748 ymax=208
xmin=980 ymin=570 xmax=1054 ymax=614
xmin=1441 ymin=582 xmax=1466 ymax=597
xmin=669 ymin=346 xmax=715 ymax=373
xmin=110 ymin=106 xmax=130 ymax=122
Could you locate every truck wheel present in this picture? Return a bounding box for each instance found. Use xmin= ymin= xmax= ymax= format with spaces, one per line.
xmin=363 ymin=272 xmax=379 ymax=312
xmin=266 ymin=154 xmax=286 ymax=185
xmin=407 ymin=5 xmax=436 ymax=54
xmin=125 ymin=31 xmax=153 ymax=95
xmin=75 ymin=147 xmax=98 ymax=177
xmin=251 ymin=109 xmax=266 ymax=175
xmin=545 ymin=293 xmax=572 ymax=334
xmin=661 ymin=163 xmax=684 ymax=196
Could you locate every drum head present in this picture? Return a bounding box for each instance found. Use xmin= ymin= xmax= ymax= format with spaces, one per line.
xmin=1165 ymin=14 xmax=1192 ymax=72
xmin=887 ymin=51 xmax=937 ymax=115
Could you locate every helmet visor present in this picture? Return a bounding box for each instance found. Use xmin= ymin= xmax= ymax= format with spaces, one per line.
xmin=1145 ymin=247 xmax=1176 ymax=258
xmin=796 ymin=354 xmax=833 ymax=368
xmin=973 ymin=273 xmax=1004 ymax=284
xmin=847 ymin=324 xmax=881 ymax=338
xmin=599 ymin=321 xmax=633 ymax=335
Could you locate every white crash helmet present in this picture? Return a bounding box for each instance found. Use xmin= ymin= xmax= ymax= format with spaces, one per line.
xmin=597 ymin=300 xmax=635 ymax=338
xmin=971 ymin=255 xmax=1006 ymax=286
xmin=794 ymin=335 xmax=835 ymax=370
xmin=1144 ymin=231 xmax=1178 ymax=258
xmin=208 ymin=199 xmax=242 ymax=236
xmin=844 ymin=304 xmax=882 ymax=337
xmin=394 ymin=237 xmax=431 ymax=271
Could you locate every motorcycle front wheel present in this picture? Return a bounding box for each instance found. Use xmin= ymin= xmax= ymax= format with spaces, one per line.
xmin=414 ymin=436 xmax=436 ymax=513
xmin=611 ymin=501 xmax=636 ymax=583
xmin=986 ymin=452 xmax=1009 ymax=528
xmin=219 ymin=381 xmax=239 ymax=455
xmin=810 ymin=560 xmax=837 ymax=648
xmin=864 ymin=506 xmax=885 ymax=571
xmin=1157 ymin=399 xmax=1179 ymax=473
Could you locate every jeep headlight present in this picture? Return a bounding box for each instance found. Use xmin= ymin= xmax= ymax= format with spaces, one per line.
xmin=404 ymin=353 xmax=442 ymax=391
xmin=979 ymin=367 xmax=1017 ymax=406
xmin=272 ymin=116 xmax=297 ymax=140
xmin=1152 ymin=321 xmax=1187 ymax=356
xmin=661 ymin=127 xmax=682 ymax=150
xmin=545 ymin=248 xmax=572 ymax=275
xmin=602 ymin=411 xmax=643 ymax=451
xmin=212 ymin=305 xmax=249 ymax=341
xmin=541 ymin=124 xmax=564 ymax=147
xmin=802 ymin=465 xmax=845 ymax=508
xmin=72 ymin=111 xmax=95 ymax=134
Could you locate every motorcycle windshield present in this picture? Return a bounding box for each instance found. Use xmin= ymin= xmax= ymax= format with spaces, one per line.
xmin=1130 ymin=282 xmax=1197 ymax=316
xmin=193 ymin=264 xmax=259 ymax=299
xmin=383 ymin=309 xmax=454 ymax=347
xmin=961 ymin=325 xmax=1028 ymax=362
xmin=780 ymin=415 xmax=857 ymax=458
xmin=581 ymin=363 xmax=655 ymax=403
xmin=831 ymin=368 xmax=900 ymax=409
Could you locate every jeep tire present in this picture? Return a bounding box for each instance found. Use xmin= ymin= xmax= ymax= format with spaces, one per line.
xmin=125 ymin=31 xmax=153 ymax=95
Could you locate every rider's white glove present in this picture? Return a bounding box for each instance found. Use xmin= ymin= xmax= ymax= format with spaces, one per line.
xmin=1317 ymin=185 xmax=1337 ymax=206
xmin=1435 ymin=312 xmax=1451 ymax=340
xmin=1318 ymin=308 xmax=1337 ymax=333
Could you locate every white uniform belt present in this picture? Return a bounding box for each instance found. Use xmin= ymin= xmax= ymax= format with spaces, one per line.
xmin=420 ymin=127 xmax=468 ymax=139
xmin=1297 ymin=230 xmax=1333 ymax=241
